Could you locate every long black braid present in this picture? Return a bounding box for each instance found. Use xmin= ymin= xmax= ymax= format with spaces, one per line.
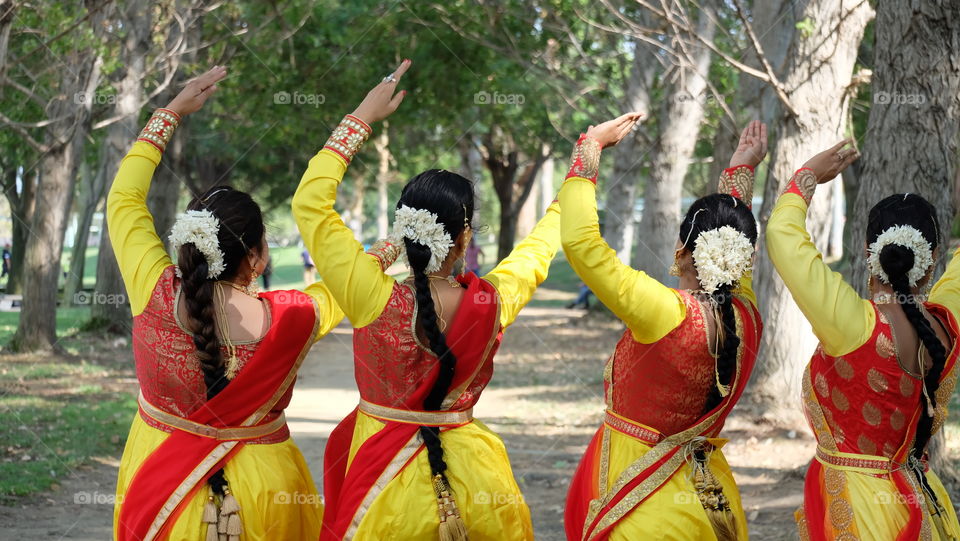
xmin=177 ymin=186 xmax=264 ymax=496
xmin=677 ymin=194 xmax=757 ymax=414
xmin=396 ymin=169 xmax=475 ymax=487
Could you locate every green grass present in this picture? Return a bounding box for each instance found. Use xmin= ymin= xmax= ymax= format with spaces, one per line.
xmin=0 ymin=393 xmax=135 ymax=500
xmin=0 ymin=306 xmax=91 ymax=348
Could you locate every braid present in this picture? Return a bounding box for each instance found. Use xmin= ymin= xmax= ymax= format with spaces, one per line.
xmin=406 ymin=239 xmax=458 ymax=483
xmin=703 ymin=285 xmax=740 ymax=414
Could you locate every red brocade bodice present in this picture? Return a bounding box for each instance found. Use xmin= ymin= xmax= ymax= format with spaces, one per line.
xmin=131 ymin=267 xmax=294 ymax=425
xmin=352 ymin=280 xmax=503 ymax=411
xmin=604 ymin=290 xmax=761 ymax=437
xmin=805 ymin=302 xmax=959 ymax=458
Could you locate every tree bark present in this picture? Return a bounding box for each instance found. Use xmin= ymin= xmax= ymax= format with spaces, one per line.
xmin=602 ymin=40 xmax=658 ymax=263
xmin=631 ymin=5 xmax=716 ymax=283
xmin=3 ymin=168 xmax=36 ymax=295
xmin=750 ymin=0 xmax=874 ymax=418
xmin=847 ymin=0 xmax=960 ymax=293
xmin=64 ymin=158 xmax=107 ymax=304
xmin=91 ymin=0 xmax=151 ymax=333
xmin=374 ymin=128 xmax=391 ymax=239
xmin=13 ymin=54 xmax=102 ymax=351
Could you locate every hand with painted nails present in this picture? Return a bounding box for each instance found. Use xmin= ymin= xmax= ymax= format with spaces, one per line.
xmin=165 ymin=66 xmax=227 ymax=117
xmin=585 ymin=112 xmax=644 ymax=149
xmin=729 ymin=120 xmax=768 ymax=169
xmin=802 ymin=138 xmax=860 ymax=184
xmin=351 ymin=59 xmax=411 ymax=124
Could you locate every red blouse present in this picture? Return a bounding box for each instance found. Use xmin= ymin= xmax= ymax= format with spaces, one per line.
xmin=132 ymin=266 xmax=292 ymax=433
xmin=352 ymin=279 xmax=502 ymax=412
xmin=605 ymin=290 xmax=761 ymax=436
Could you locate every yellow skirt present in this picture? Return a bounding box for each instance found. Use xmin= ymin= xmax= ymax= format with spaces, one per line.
xmin=808 ymin=464 xmax=960 ymax=540
xmin=113 ymin=414 xmax=321 ymax=541
xmin=347 ymin=411 xmax=533 ymax=540
xmin=603 ymin=430 xmax=748 ymax=541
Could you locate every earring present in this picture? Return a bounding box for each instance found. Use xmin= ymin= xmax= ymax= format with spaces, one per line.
xmin=865 ymin=274 xmax=874 ymax=294
xmin=669 ymin=250 xmax=682 ymax=277
xmin=243 ymin=265 xmax=262 ymax=297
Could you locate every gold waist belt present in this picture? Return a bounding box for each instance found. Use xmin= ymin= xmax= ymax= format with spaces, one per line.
xmin=604 ymin=409 xmax=663 ymax=445
xmin=815 ymin=445 xmax=902 ymax=474
xmin=358 ymin=398 xmax=473 ymax=426
xmin=138 ymin=391 xmax=287 ymax=441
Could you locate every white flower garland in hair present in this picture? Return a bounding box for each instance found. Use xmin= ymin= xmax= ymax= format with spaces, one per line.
xmin=867 ymin=224 xmax=934 ymax=287
xmin=168 ymin=209 xmax=226 ymax=279
xmin=692 ymin=225 xmax=754 ymax=295
xmin=389 ymin=205 xmax=454 ymax=274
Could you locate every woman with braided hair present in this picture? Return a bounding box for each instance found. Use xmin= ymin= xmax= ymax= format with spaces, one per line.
xmin=292 ymin=60 xmax=559 ymax=540
xmin=563 ymin=118 xmax=767 ymax=541
xmin=110 ymin=67 xmax=397 ymax=541
xmin=768 ymin=141 xmax=960 ymax=540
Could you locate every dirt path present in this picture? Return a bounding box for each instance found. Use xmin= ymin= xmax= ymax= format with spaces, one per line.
xmin=0 ymin=298 xmax=809 ymax=540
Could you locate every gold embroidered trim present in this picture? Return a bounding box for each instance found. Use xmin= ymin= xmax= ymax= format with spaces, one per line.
xmin=138 ymin=392 xmax=287 ymax=440
xmin=324 ymin=114 xmax=372 ymax=164
xmin=718 ymin=165 xmax=754 ymax=205
xmin=781 ymin=168 xmax=817 ymax=205
xmin=137 ymin=108 xmax=180 ymax=153
xmin=358 ymin=399 xmax=473 ymax=426
xmin=604 ymin=410 xmax=662 ymax=444
xmin=566 ymin=135 xmax=601 ymax=182
xmin=345 ymin=431 xmax=423 ymax=539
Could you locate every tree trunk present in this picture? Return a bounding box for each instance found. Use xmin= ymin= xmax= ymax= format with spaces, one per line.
xmin=602 ymin=37 xmax=657 ymax=263
xmin=13 ymin=54 xmax=102 ymax=351
xmin=538 ymin=158 xmax=555 ymax=215
xmin=631 ymin=5 xmax=716 ymax=283
xmin=374 ymin=129 xmax=391 ymax=239
xmin=91 ymin=0 xmax=151 ymax=333
xmin=63 ymin=159 xmax=107 ymax=304
xmin=847 ymin=0 xmax=960 ymax=293
xmin=750 ymin=0 xmax=874 ymax=418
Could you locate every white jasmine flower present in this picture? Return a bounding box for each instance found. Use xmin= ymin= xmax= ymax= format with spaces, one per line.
xmin=867 ymin=225 xmax=934 ymax=287
xmin=389 ymin=205 xmax=455 ymax=274
xmin=692 ymin=225 xmax=754 ymax=295
xmin=168 ymin=210 xmax=226 ymax=279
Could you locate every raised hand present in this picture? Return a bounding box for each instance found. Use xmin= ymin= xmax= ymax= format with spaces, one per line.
xmin=585 ymin=112 xmax=644 ymax=149
xmin=729 ymin=120 xmax=768 ymax=168
xmin=351 ymin=59 xmax=411 ymax=124
xmin=165 ymin=66 xmax=227 ymax=117
xmin=802 ymin=138 xmax=860 ymax=184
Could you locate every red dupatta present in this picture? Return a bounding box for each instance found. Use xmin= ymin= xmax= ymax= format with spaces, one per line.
xmin=566 ymin=297 xmax=761 ymax=541
xmin=320 ymin=273 xmax=501 ymax=541
xmin=117 ymin=289 xmax=318 ymax=541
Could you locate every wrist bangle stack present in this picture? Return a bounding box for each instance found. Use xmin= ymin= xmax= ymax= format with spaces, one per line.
xmin=137 ymin=108 xmax=181 ymax=152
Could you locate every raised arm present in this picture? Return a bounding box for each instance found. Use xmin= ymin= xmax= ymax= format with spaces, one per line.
xmin=929 ymin=245 xmax=960 ymax=322
xmin=291 ymin=60 xmax=410 ymax=328
xmin=483 ymin=201 xmax=561 ymax=329
xmin=766 ymin=140 xmax=873 ymax=357
xmin=108 ymin=67 xmax=228 ymax=316
xmin=718 ymin=120 xmax=768 ymax=308
xmin=559 ymin=114 xmax=689 ymax=343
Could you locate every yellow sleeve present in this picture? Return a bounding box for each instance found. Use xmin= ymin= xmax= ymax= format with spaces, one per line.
xmin=930 ymin=244 xmax=960 ymax=322
xmin=301 ymin=280 xmax=345 ymax=341
xmin=106 ymin=141 xmax=173 ymax=316
xmin=559 ymin=176 xmax=686 ymax=343
xmin=483 ymin=201 xmax=561 ymax=329
xmin=291 ymin=148 xmax=395 ymax=328
xmin=765 ymin=189 xmax=874 ymax=356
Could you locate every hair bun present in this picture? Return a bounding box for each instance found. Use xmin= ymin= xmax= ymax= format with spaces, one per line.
xmin=878 ymin=243 xmax=915 ymax=282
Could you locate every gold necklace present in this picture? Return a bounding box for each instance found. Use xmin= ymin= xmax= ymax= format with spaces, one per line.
xmin=213 ymin=285 xmax=241 ymax=380
xmin=218 ymin=279 xmax=259 ymax=298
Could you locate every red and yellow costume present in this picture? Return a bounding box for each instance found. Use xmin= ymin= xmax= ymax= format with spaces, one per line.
xmin=560 ymin=135 xmax=762 ymax=540
xmin=768 ymin=169 xmax=960 ymax=541
xmin=291 ymin=115 xmax=561 ymax=540
xmin=110 ymin=109 xmax=382 ymax=541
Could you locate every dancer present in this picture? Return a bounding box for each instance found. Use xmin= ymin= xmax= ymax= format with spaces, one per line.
xmin=292 ymin=59 xmax=558 ymax=540
xmin=767 ymin=140 xmax=960 ymax=540
xmin=563 ymin=118 xmax=767 ymax=540
xmin=110 ymin=67 xmax=395 ymax=541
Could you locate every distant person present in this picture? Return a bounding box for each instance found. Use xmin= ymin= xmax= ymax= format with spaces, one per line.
xmin=566 ymin=282 xmax=593 ymax=309
xmin=2 ymin=243 xmax=10 ymax=278
xmin=302 ymin=248 xmax=316 ymax=284
xmin=260 ymin=256 xmax=272 ymax=290
xmin=465 ymin=236 xmax=484 ymax=275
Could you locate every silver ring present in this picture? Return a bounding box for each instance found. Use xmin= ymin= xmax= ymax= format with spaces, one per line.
xmin=382 ymin=74 xmax=397 ymax=83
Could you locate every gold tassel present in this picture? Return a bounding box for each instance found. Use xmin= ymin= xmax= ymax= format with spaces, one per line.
xmin=205 ymin=523 xmax=219 ymax=541
xmin=220 ymin=490 xmax=241 ymax=515
xmin=692 ymin=452 xmax=739 ymax=541
xmin=433 ymin=474 xmax=468 ymax=541
xmin=226 ymin=513 xmax=243 ymax=536
xmin=218 ymin=535 xmax=227 ymax=541
xmin=202 ymin=495 xmax=219 ymax=524
xmin=217 ymin=514 xmax=229 ymax=534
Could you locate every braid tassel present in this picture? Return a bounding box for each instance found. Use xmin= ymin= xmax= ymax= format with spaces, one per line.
xmin=692 ymin=453 xmax=739 ymax=541
xmin=434 ymin=474 xmax=468 ymax=541
xmin=202 ymin=493 xmax=219 ymax=541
